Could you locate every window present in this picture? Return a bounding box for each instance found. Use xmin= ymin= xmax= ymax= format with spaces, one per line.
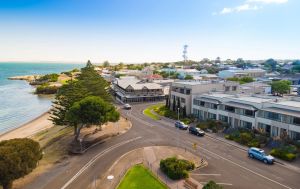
xmin=232 ymin=86 xmax=237 ymax=91
xmin=212 ymin=104 xmax=218 ymax=109
xmin=225 ymin=86 xmax=230 ymax=91
xmin=181 ymin=98 xmax=185 ymax=103
xmin=200 ymin=101 xmax=205 ymax=107
xmin=241 ymin=120 xmax=252 ymax=129
xmin=219 ymin=115 xmax=228 ymax=122
xmin=180 ymin=88 xmax=184 ymax=94
xmin=267 ymin=112 xmax=280 ymax=121
xmin=293 ymin=117 xmax=300 ymax=125
xmin=186 ymin=89 xmax=191 ymax=95
xmin=225 ymin=106 xmax=235 ymax=112
xmin=245 ymin=109 xmax=254 ymax=117
xmin=208 ymin=113 xmax=217 ymax=120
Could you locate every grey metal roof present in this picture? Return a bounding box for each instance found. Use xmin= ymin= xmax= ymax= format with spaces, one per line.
xmin=223 ymin=101 xmax=256 ymax=111
xmin=261 ymin=107 xmax=300 ymax=117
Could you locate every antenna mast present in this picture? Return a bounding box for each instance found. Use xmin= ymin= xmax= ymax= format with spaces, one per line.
xmin=182 ymin=45 xmax=188 ymax=63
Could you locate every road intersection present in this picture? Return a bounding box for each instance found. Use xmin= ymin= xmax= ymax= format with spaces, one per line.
xmin=25 ymin=103 xmax=300 ymax=189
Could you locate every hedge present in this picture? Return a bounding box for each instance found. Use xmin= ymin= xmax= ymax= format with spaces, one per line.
xmin=160 ymin=157 xmax=195 ymax=180
xmin=270 ymin=147 xmax=297 ymax=161
xmin=203 ymin=181 xmax=223 ymax=189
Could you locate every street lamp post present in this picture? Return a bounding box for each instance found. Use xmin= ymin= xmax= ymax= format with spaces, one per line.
xmin=107 ymin=175 xmax=114 ymax=189
xmin=177 ymin=107 xmax=180 ymax=148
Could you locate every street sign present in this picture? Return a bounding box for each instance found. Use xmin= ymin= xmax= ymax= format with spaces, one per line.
xmin=193 ymin=143 xmax=197 ymax=150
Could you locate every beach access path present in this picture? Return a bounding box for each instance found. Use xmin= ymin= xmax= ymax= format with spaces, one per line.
xmin=0 ymin=112 xmax=53 ymax=141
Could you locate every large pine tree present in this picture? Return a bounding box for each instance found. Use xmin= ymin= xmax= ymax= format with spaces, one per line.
xmin=50 ymin=61 xmax=111 ymax=127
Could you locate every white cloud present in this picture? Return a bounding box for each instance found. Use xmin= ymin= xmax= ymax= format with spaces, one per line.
xmin=247 ymin=0 xmax=288 ymax=4
xmin=219 ymin=4 xmax=260 ymax=14
xmin=220 ymin=8 xmax=233 ymax=14
xmin=217 ymin=0 xmax=287 ymax=15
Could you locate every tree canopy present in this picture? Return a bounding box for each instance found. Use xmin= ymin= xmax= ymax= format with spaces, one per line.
xmin=227 ymin=77 xmax=254 ymax=84
xmin=66 ymin=96 xmax=120 ymax=141
xmin=265 ymin=59 xmax=277 ymax=71
xmin=184 ymin=74 xmax=194 ymax=80
xmin=271 ymin=80 xmax=291 ymax=96
xmin=103 ymin=61 xmax=110 ymax=67
xmin=50 ymin=61 xmax=111 ymax=126
xmin=0 ymin=138 xmax=42 ymax=189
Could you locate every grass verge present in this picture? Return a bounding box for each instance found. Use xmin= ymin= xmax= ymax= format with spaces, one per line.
xmin=117 ymin=164 xmax=167 ymax=189
xmin=143 ymin=104 xmax=164 ymax=120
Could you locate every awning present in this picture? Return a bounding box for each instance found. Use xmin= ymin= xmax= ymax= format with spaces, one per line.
xmin=223 ymin=101 xmax=256 ymax=111
xmin=261 ymin=107 xmax=300 ymax=117
xmin=115 ymin=91 xmax=125 ymax=98
xmin=197 ymin=97 xmax=220 ymax=104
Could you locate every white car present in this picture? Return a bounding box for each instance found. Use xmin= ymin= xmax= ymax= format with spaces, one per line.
xmin=123 ymin=104 xmax=131 ymax=110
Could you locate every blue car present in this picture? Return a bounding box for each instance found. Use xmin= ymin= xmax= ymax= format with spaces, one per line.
xmin=174 ymin=121 xmax=188 ymax=130
xmin=248 ymin=147 xmax=274 ymax=164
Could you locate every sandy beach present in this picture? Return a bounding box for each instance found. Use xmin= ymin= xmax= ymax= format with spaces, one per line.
xmin=0 ymin=112 xmax=53 ymax=141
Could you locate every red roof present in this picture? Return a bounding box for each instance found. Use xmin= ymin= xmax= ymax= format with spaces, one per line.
xmin=145 ymin=74 xmax=163 ymax=79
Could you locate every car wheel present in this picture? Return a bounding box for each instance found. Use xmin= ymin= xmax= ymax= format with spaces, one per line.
xmin=263 ymin=159 xmax=268 ymax=164
xmin=249 ymin=154 xmax=254 ymax=158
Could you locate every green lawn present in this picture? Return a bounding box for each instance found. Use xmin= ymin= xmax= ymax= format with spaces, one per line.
xmin=117 ymin=164 xmax=167 ymax=189
xmin=143 ymin=104 xmax=164 ymax=120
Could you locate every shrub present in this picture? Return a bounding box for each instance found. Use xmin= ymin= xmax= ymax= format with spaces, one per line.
xmin=38 ymin=73 xmax=59 ymax=82
xmin=240 ymin=132 xmax=253 ymax=145
xmin=270 ymin=148 xmax=297 ymax=161
xmin=247 ymin=139 xmax=260 ymax=148
xmin=203 ymin=181 xmax=223 ymax=189
xmin=36 ymin=84 xmax=59 ymax=94
xmin=160 ymin=157 xmax=195 ymax=180
xmin=225 ymin=135 xmax=233 ymax=140
xmin=197 ymin=120 xmax=227 ymax=133
xmin=255 ymin=134 xmax=268 ymax=144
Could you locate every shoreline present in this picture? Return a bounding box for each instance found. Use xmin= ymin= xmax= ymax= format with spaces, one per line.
xmin=0 ymin=111 xmax=53 ymax=141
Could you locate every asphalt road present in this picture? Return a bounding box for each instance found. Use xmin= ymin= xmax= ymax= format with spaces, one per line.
xmin=25 ymin=103 xmax=300 ymax=189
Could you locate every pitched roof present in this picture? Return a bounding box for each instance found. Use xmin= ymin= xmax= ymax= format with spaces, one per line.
xmin=116 ymin=78 xmax=162 ymax=90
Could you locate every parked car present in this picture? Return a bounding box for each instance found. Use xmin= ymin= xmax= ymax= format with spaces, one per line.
xmin=174 ymin=121 xmax=188 ymax=130
xmin=123 ymin=104 xmax=131 ymax=110
xmin=248 ymin=147 xmax=274 ymax=164
xmin=188 ymin=127 xmax=205 ymax=136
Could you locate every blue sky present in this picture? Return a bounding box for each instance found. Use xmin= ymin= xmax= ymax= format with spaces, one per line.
xmin=0 ymin=0 xmax=299 ymax=63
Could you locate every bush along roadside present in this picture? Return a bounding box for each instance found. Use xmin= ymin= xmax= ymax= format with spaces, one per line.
xmin=224 ymin=128 xmax=269 ymax=148
xmin=154 ymin=105 xmax=194 ymax=124
xmin=160 ymin=157 xmax=195 ymax=180
xmin=197 ymin=120 xmax=229 ymax=133
xmin=224 ymin=128 xmax=299 ymax=162
xmin=270 ymin=145 xmax=298 ymax=161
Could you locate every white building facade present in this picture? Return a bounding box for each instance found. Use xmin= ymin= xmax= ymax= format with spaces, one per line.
xmin=192 ymin=94 xmax=300 ymax=140
xmin=169 ymin=80 xmax=239 ymax=115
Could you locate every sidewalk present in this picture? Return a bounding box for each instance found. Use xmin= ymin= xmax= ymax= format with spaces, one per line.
xmin=93 ymin=146 xmax=207 ymax=189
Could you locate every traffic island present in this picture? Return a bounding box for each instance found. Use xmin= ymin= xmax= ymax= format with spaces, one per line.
xmin=92 ymin=146 xmax=207 ymax=189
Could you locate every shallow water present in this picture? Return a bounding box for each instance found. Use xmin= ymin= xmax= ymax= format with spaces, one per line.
xmin=0 ymin=62 xmax=83 ymax=134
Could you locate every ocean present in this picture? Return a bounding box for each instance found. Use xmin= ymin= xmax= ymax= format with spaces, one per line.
xmin=0 ymin=63 xmax=84 ymax=134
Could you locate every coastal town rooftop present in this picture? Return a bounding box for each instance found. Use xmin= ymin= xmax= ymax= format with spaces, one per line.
xmin=115 ymin=77 xmax=162 ymax=90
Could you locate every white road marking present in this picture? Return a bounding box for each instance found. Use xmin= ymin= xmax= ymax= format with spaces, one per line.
xmin=191 ymin=173 xmax=221 ymax=176
xmin=60 ymin=136 xmax=142 ymax=189
xmin=200 ymin=182 xmax=233 ymax=186
xmin=186 ymin=141 xmax=293 ymax=189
